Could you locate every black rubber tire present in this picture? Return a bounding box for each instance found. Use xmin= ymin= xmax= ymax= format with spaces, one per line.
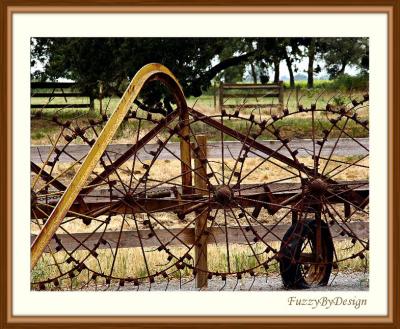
xmin=279 ymin=219 xmax=334 ymax=289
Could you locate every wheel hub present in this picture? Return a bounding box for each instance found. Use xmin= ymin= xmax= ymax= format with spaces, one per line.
xmin=215 ymin=185 xmax=233 ymax=205
xmin=307 ymin=178 xmax=329 ymax=195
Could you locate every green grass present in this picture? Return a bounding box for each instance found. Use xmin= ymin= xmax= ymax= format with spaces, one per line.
xmin=187 ymin=95 xmax=216 ymax=108
xmin=272 ymin=116 xmax=368 ymax=139
xmin=282 ymin=75 xmax=368 ymax=92
xmin=30 ymin=89 xmax=368 ymax=145
xmin=167 ymin=116 xmax=368 ymax=143
xmin=283 ymin=80 xmax=334 ymax=89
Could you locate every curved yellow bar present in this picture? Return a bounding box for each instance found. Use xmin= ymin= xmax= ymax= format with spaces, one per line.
xmin=31 ymin=64 xmax=187 ymax=269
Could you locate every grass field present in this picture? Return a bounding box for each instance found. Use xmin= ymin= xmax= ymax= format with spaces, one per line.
xmin=31 ymin=89 xmax=368 ymax=145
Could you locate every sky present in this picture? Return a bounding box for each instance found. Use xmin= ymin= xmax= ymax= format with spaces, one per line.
xmin=32 ymin=57 xmax=360 ymax=83
xmin=273 ymin=58 xmax=359 ymax=81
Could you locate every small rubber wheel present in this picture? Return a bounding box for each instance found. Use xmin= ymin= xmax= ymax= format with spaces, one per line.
xmin=279 ymin=219 xmax=334 ymax=289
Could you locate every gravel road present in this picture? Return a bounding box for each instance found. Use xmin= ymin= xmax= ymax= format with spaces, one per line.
xmin=31 ymin=138 xmax=368 ymax=163
xmin=89 ymin=272 xmax=368 ymax=292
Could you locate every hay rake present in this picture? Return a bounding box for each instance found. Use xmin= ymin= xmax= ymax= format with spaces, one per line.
xmin=30 ymin=64 xmax=369 ymax=291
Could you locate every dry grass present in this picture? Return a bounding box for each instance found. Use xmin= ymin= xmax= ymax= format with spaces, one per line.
xmin=32 ymin=239 xmax=368 ymax=290
xmin=31 ymin=153 xmax=369 ymax=289
xmin=34 ymin=155 xmax=368 ymax=196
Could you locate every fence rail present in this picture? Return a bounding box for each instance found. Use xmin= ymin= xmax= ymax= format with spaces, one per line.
xmin=219 ymin=82 xmax=284 ymax=111
xmin=31 ymin=81 xmax=93 ymax=110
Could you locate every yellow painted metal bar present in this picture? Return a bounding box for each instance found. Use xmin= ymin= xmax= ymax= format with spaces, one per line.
xmin=31 ymin=63 xmax=186 ymax=270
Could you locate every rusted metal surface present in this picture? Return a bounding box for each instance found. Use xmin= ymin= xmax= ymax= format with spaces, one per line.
xmin=31 ymin=181 xmax=368 ymax=218
xmin=30 ymin=64 xmax=369 ymax=291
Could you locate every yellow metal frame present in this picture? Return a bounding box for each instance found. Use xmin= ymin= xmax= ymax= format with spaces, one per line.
xmin=31 ymin=63 xmax=187 ymax=269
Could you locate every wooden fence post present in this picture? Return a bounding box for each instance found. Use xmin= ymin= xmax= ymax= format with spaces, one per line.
xmin=89 ymin=96 xmax=94 ymax=111
xmin=219 ymin=83 xmax=224 ymax=112
xmin=213 ymin=81 xmax=217 ymax=109
xmin=194 ymin=134 xmax=208 ymax=289
xmin=99 ymin=81 xmax=104 ymax=116
xmin=278 ymin=81 xmax=284 ymax=110
xmin=179 ymin=106 xmax=193 ymax=195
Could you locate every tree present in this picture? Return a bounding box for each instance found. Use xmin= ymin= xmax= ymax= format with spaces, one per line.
xmin=270 ymin=38 xmax=303 ymax=89
xmin=31 ymin=37 xmax=370 ymax=104
xmin=321 ymin=37 xmax=369 ymax=78
xmin=307 ymin=38 xmax=316 ymax=88
xmin=31 ymin=38 xmax=266 ymax=105
xmin=251 ymin=38 xmax=304 ymax=88
xmin=300 ymin=38 xmax=319 ymax=89
xmin=300 ymin=38 xmax=330 ymax=88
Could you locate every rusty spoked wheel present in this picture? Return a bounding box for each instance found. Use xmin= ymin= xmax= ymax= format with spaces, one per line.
xmin=279 ymin=219 xmax=334 ymax=289
xmin=266 ymin=94 xmax=370 ymax=288
xmin=31 ymin=64 xmax=369 ymax=291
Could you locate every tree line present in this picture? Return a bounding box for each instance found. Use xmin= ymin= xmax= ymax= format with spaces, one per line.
xmin=31 ymin=37 xmax=368 ymax=101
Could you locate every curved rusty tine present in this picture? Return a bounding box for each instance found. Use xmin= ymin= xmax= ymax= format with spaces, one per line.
xmin=31 ymin=64 xmax=187 ymax=270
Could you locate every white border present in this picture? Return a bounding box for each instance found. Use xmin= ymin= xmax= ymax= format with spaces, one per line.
xmin=12 ymin=12 xmax=388 ymax=316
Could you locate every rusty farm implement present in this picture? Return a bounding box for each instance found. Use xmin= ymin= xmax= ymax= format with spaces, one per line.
xmin=30 ymin=64 xmax=369 ymax=290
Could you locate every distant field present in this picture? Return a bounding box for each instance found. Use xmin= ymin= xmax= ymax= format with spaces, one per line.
xmin=31 ymin=89 xmax=368 ymax=145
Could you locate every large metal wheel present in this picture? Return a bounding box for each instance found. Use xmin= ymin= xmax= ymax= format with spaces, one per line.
xmin=31 ymin=64 xmax=369 ymax=290
xmin=279 ymin=219 xmax=334 ymax=289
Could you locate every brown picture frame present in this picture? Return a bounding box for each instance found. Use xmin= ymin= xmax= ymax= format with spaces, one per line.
xmin=0 ymin=1 xmax=398 ymax=328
